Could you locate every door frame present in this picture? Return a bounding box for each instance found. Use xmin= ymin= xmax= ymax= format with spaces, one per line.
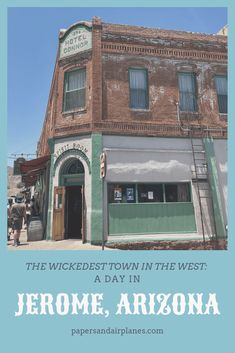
xmin=52 ymin=186 xmax=65 ymax=241
xmin=55 ymin=158 xmax=86 ymax=242
xmin=64 ymin=185 xmax=85 ymax=241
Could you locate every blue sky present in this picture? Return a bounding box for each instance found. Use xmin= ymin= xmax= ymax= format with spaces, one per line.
xmin=7 ymin=7 xmax=227 ymax=165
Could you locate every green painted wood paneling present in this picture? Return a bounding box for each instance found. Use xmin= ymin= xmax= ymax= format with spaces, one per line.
xmin=46 ymin=138 xmax=55 ymax=240
xmin=204 ymin=138 xmax=226 ymax=239
xmin=109 ymin=203 xmax=196 ymax=235
xmin=91 ymin=133 xmax=103 ymax=243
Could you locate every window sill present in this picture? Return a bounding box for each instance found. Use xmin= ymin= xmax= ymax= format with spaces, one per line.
xmin=219 ymin=113 xmax=227 ymax=119
xmin=62 ymin=108 xmax=87 ymax=116
xmin=179 ymin=110 xmax=198 ymax=114
xmin=130 ymin=108 xmax=150 ymax=112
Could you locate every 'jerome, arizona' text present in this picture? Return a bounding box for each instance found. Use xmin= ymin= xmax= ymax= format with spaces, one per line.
xmin=15 ymin=292 xmax=220 ymax=317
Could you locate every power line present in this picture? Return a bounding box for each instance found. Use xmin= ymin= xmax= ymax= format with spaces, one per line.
xmin=8 ymin=153 xmax=36 ymax=159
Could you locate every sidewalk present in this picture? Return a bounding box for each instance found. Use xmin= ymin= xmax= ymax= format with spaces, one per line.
xmin=7 ymin=230 xmax=115 ymax=251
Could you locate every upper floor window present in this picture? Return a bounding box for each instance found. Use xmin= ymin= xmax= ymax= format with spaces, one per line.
xmin=178 ymin=72 xmax=197 ymax=112
xmin=215 ymin=75 xmax=227 ymax=114
xmin=129 ymin=68 xmax=148 ymax=109
xmin=63 ymin=68 xmax=86 ymax=112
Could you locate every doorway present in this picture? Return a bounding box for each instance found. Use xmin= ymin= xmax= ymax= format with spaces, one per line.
xmin=52 ymin=158 xmax=85 ymax=241
xmin=65 ymin=185 xmax=83 ymax=239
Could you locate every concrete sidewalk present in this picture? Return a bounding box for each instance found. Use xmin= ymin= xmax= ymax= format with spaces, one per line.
xmin=7 ymin=230 xmax=115 ymax=251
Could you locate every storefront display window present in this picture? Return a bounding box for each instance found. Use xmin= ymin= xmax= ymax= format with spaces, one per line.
xmin=108 ymin=182 xmax=191 ymax=204
xmin=138 ymin=184 xmax=163 ymax=203
xmin=108 ymin=184 xmax=136 ymax=203
xmin=165 ymin=183 xmax=191 ymax=202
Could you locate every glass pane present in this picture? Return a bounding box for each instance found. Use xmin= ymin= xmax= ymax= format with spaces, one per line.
xmin=215 ymin=76 xmax=227 ymax=113
xmin=130 ymin=89 xmax=147 ymax=109
xmin=67 ymin=160 xmax=84 ymax=174
xmin=108 ymin=184 xmax=136 ymax=203
xmin=130 ymin=70 xmax=147 ymax=89
xmin=64 ymin=69 xmax=86 ymax=111
xmin=217 ymin=95 xmax=227 ymax=114
xmin=165 ymin=184 xmax=178 ymax=202
xmin=67 ymin=69 xmax=86 ymax=91
xmin=129 ymin=69 xmax=147 ymax=109
xmin=178 ymin=73 xmax=197 ymax=112
xmin=179 ymin=92 xmax=196 ymax=112
xmin=215 ymin=76 xmax=227 ymax=95
xmin=165 ymin=183 xmax=191 ymax=202
xmin=177 ymin=183 xmax=191 ymax=202
xmin=65 ymin=88 xmax=85 ymax=111
xmin=138 ymin=184 xmax=163 ymax=203
xmin=55 ymin=193 xmax=63 ymax=209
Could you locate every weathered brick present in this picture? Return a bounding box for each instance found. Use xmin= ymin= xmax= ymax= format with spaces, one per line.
xmin=37 ymin=19 xmax=227 ymax=156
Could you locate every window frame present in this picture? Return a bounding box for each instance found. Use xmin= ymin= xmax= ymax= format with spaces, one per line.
xmin=214 ymin=74 xmax=227 ymax=114
xmin=107 ymin=183 xmax=137 ymax=204
xmin=177 ymin=72 xmax=198 ymax=112
xmin=128 ymin=67 xmax=149 ymax=110
xmin=63 ymin=67 xmax=86 ymax=113
xmin=108 ymin=182 xmax=192 ymax=204
xmin=137 ymin=183 xmax=164 ymax=203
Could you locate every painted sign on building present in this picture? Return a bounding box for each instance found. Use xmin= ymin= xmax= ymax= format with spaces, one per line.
xmin=53 ymin=142 xmax=91 ymax=175
xmin=60 ymin=26 xmax=92 ymax=59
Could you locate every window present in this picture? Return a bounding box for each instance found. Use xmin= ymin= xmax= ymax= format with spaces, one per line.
xmin=215 ymin=75 xmax=227 ymax=114
xmin=67 ymin=160 xmax=84 ymax=174
xmin=138 ymin=184 xmax=163 ymax=203
xmin=108 ymin=184 xmax=136 ymax=204
xmin=178 ymin=72 xmax=197 ymax=112
xmin=108 ymin=183 xmax=191 ymax=204
xmin=129 ymin=68 xmax=148 ymax=109
xmin=165 ymin=183 xmax=191 ymax=202
xmin=63 ymin=68 xmax=86 ymax=112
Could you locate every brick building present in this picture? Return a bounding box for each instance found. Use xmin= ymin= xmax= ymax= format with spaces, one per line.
xmin=28 ymin=17 xmax=227 ymax=245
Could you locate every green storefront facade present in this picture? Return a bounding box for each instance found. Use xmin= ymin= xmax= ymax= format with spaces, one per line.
xmin=44 ymin=133 xmax=227 ymax=244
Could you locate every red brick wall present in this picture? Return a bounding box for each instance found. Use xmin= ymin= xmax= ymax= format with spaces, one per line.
xmin=102 ymin=54 xmax=227 ymax=128
xmin=37 ymin=19 xmax=228 ymax=157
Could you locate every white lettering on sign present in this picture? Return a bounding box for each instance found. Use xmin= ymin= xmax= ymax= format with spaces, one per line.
xmin=54 ymin=143 xmax=89 ymax=159
xmin=60 ymin=26 xmax=92 ymax=59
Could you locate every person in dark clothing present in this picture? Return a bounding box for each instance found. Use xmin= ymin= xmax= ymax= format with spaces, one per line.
xmin=10 ymin=194 xmax=26 ymax=247
xmin=7 ymin=198 xmax=13 ymax=240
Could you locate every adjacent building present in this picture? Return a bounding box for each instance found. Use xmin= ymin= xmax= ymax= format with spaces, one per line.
xmin=23 ymin=17 xmax=227 ymax=245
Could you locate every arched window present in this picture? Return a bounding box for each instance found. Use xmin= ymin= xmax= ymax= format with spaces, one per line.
xmin=66 ymin=159 xmax=84 ymax=174
xmin=61 ymin=158 xmax=84 ymax=175
xmin=59 ymin=158 xmax=85 ymax=186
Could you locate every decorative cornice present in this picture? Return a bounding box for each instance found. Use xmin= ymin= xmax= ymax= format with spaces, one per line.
xmin=55 ymin=123 xmax=91 ymax=135
xmin=59 ymin=21 xmax=92 ymax=40
xmin=93 ymin=121 xmax=227 ymax=138
xmin=53 ymin=121 xmax=227 ymax=139
xmin=101 ymin=42 xmax=227 ymax=63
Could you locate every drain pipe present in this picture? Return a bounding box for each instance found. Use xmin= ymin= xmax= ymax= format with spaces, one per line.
xmin=176 ymin=102 xmax=191 ymax=133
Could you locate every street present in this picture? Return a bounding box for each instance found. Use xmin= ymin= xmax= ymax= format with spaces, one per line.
xmin=7 ymin=230 xmax=115 ymax=251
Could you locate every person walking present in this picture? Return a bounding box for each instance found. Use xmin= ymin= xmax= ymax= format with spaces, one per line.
xmin=7 ymin=198 xmax=13 ymax=240
xmin=10 ymin=194 xmax=26 ymax=247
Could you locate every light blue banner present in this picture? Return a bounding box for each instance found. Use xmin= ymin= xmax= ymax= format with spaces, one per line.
xmin=0 ymin=1 xmax=234 ymax=352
